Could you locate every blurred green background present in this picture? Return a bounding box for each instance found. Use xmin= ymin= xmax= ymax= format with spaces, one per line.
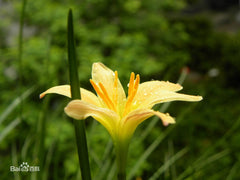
xmin=1 ymin=0 xmax=240 ymax=179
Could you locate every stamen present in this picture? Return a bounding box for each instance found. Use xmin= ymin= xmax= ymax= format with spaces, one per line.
xmin=128 ymin=74 xmax=140 ymax=103
xmin=90 ymin=80 xmax=115 ymax=110
xmin=99 ymin=82 xmax=115 ymax=110
xmin=128 ymin=72 xmax=135 ymax=97
xmin=124 ymin=73 xmax=140 ymax=116
xmin=114 ymin=71 xmax=118 ymax=87
xmin=134 ymin=74 xmax=140 ymax=91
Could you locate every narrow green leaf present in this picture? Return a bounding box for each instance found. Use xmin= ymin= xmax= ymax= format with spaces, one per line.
xmin=67 ymin=9 xmax=92 ymax=180
xmin=0 ymin=86 xmax=35 ymax=125
xmin=149 ymin=148 xmax=188 ymax=180
xmin=18 ymin=0 xmax=27 ymax=121
xmin=176 ymin=149 xmax=230 ymax=180
xmin=0 ymin=118 xmax=21 ymax=142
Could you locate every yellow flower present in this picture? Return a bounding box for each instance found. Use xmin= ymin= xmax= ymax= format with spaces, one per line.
xmin=40 ymin=62 xmax=202 ymax=143
xmin=41 ymin=62 xmax=202 ymax=177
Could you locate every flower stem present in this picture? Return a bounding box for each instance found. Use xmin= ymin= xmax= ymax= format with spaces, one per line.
xmin=117 ymin=173 xmax=126 ymax=180
xmin=67 ymin=9 xmax=91 ymax=180
xmin=115 ymin=140 xmax=129 ymax=180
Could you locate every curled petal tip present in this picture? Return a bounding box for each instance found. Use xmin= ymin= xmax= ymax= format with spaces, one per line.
xmin=196 ymin=96 xmax=203 ymax=101
xmin=39 ymin=93 xmax=45 ymax=99
xmin=163 ymin=122 xmax=169 ymax=126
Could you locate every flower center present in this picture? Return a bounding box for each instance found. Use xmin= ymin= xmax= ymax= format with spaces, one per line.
xmin=90 ymin=71 xmax=140 ymax=117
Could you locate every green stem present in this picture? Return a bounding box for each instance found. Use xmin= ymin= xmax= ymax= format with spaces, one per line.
xmin=115 ymin=140 xmax=129 ymax=180
xmin=18 ymin=0 xmax=27 ymax=121
xmin=67 ymin=9 xmax=92 ymax=180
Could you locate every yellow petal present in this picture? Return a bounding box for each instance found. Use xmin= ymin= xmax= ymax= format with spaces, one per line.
xmin=133 ymin=81 xmax=202 ymax=109
xmin=148 ymin=91 xmax=202 ymax=108
xmin=152 ymin=111 xmax=175 ymax=126
xmin=138 ymin=81 xmax=183 ymax=92
xmin=40 ymin=85 xmax=72 ymax=98
xmin=121 ymin=109 xmax=175 ymax=139
xmin=64 ymin=100 xmax=119 ymax=138
xmin=40 ymin=85 xmax=101 ymax=106
xmin=92 ymin=62 xmax=126 ymax=107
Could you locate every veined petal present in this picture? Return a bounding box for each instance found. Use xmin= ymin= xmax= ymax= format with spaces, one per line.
xmin=138 ymin=81 xmax=183 ymax=93
xmin=40 ymin=85 xmax=101 ymax=106
xmin=132 ymin=81 xmax=182 ymax=109
xmin=121 ymin=109 xmax=175 ymax=139
xmin=146 ymin=91 xmax=202 ymax=108
xmin=92 ymin=63 xmax=126 ymax=106
xmin=133 ymin=81 xmax=202 ymax=109
xmin=64 ymin=100 xmax=119 ymax=138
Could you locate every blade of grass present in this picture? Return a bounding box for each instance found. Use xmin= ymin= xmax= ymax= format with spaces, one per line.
xmin=195 ymin=149 xmax=229 ymax=170
xmin=149 ymin=147 xmax=188 ymax=180
xmin=176 ymin=149 xmax=230 ymax=180
xmin=98 ymin=147 xmax=115 ymax=180
xmin=0 ymin=118 xmax=21 ymax=142
xmin=168 ymin=140 xmax=177 ymax=179
xmin=42 ymin=140 xmax=57 ymax=180
xmin=96 ymin=158 xmax=112 ymax=180
xmin=106 ymin=162 xmax=117 ymax=180
xmin=87 ymin=121 xmax=102 ymax=168
xmin=127 ymin=125 xmax=175 ymax=180
xmin=21 ymin=135 xmax=32 ymax=160
xmin=128 ymin=104 xmax=197 ymax=180
xmin=35 ymin=96 xmax=50 ymax=180
xmin=177 ymin=116 xmax=240 ymax=179
xmin=0 ymin=86 xmax=35 ymax=125
xmin=67 ymin=9 xmax=91 ymax=180
xmin=12 ymin=143 xmax=21 ymax=180
xmin=195 ymin=116 xmax=240 ymax=164
xmin=18 ymin=0 xmax=27 ymax=121
xmin=226 ymin=161 xmax=240 ymax=180
xmin=94 ymin=139 xmax=114 ymax=179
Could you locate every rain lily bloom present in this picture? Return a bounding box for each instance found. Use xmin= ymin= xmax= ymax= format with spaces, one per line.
xmin=40 ymin=62 xmax=202 ymax=178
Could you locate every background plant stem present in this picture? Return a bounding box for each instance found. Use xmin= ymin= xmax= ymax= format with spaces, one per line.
xmin=18 ymin=0 xmax=27 ymax=121
xmin=67 ymin=9 xmax=92 ymax=180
